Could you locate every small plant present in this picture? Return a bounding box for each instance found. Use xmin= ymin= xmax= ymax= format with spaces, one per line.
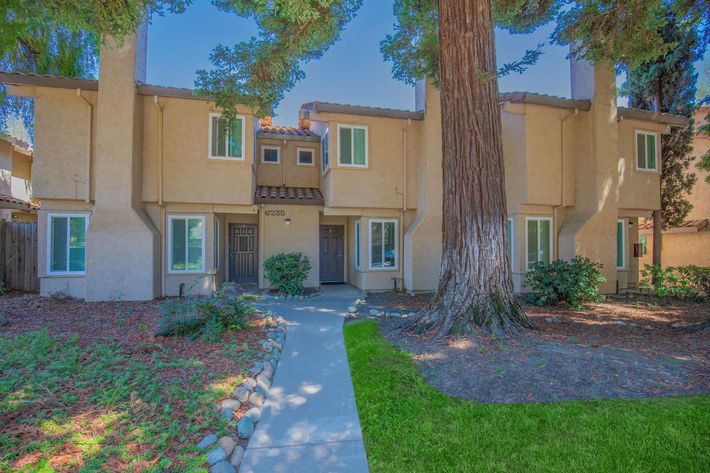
xmin=639 ymin=264 xmax=709 ymax=301
xmin=525 ymin=256 xmax=606 ymax=309
xmin=264 ymin=252 xmax=312 ymax=295
xmin=0 ymin=281 xmax=7 ymax=296
xmin=156 ymin=283 xmax=254 ymax=340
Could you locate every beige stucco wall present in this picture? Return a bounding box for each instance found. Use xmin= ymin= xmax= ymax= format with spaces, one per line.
xmin=310 ymin=112 xmax=417 ymax=210
xmin=255 ymin=138 xmax=320 ymax=188
xmin=259 ymin=204 xmax=320 ymax=288
xmin=142 ymin=96 xmax=256 ymax=206
xmin=640 ymin=231 xmax=710 ymax=269
xmin=617 ymin=119 xmax=664 ymax=211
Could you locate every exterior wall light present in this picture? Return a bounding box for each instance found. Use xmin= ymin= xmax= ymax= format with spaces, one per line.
xmin=284 ymin=218 xmax=292 ymax=226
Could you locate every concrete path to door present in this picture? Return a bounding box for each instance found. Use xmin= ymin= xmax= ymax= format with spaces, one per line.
xmin=239 ymin=285 xmax=369 ymax=473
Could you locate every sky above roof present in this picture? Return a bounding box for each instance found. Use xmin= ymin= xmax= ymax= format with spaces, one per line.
xmin=143 ymin=1 xmax=696 ymax=126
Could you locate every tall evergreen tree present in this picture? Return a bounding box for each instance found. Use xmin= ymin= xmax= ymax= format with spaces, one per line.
xmin=198 ymin=0 xmax=708 ymax=335
xmin=625 ymin=9 xmax=705 ymax=267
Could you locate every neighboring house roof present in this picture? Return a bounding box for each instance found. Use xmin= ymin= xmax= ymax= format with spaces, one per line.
xmin=0 ymin=193 xmax=39 ymax=211
xmin=639 ymin=218 xmax=708 ymax=233
xmin=254 ymin=185 xmax=324 ymax=205
xmin=300 ymin=102 xmax=425 ymax=120
xmin=257 ymin=125 xmax=320 ymax=142
xmin=617 ymin=107 xmax=689 ymax=127
xmin=0 ymin=134 xmax=32 ymax=155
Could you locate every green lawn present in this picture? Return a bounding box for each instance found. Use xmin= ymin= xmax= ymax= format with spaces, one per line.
xmin=345 ymin=321 xmax=710 ymax=473
xmin=0 ymin=330 xmax=255 ymax=473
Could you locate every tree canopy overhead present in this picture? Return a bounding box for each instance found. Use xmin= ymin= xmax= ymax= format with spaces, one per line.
xmin=197 ymin=0 xmax=709 ymax=117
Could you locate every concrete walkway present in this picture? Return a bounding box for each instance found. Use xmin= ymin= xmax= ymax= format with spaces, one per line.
xmin=239 ymin=286 xmax=369 ymax=473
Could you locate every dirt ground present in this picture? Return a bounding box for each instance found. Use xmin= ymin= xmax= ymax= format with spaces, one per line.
xmin=0 ymin=293 xmax=267 ymax=471
xmin=355 ymin=292 xmax=710 ymax=403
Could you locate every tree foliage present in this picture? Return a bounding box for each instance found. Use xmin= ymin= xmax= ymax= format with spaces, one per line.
xmin=625 ymin=8 xmax=706 ymax=228
xmin=0 ymin=0 xmax=190 ymax=138
xmin=197 ymin=0 xmax=709 ymax=117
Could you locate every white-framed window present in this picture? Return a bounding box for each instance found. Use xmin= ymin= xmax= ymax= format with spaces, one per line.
xmin=337 ymin=124 xmax=368 ymax=167
xmin=321 ymin=129 xmax=330 ymax=173
xmin=209 ymin=112 xmax=245 ymax=160
xmin=616 ymin=219 xmax=626 ymax=270
xmin=297 ymin=147 xmax=315 ymax=166
xmin=635 ymin=130 xmax=658 ymax=171
xmin=168 ymin=215 xmax=205 ymax=273
xmin=369 ymin=219 xmax=397 ymax=270
xmin=506 ymin=217 xmax=514 ymax=268
xmin=525 ymin=217 xmax=552 ymax=271
xmin=214 ymin=217 xmax=220 ymax=270
xmin=47 ymin=212 xmax=89 ymax=275
xmin=354 ymin=220 xmax=361 ymax=269
xmin=261 ymin=145 xmax=280 ymax=164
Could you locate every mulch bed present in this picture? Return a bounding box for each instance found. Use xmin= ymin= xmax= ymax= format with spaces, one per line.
xmin=355 ymin=291 xmax=710 ymax=403
xmin=0 ymin=293 xmax=267 ymax=472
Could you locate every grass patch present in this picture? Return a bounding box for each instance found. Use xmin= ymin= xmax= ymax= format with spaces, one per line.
xmin=0 ymin=330 xmax=256 ymax=472
xmin=345 ymin=321 xmax=710 ymax=473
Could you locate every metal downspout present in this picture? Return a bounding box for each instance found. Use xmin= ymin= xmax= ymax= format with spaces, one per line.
xmin=76 ymin=89 xmax=93 ymax=203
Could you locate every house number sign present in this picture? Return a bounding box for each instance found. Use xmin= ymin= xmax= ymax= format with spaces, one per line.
xmin=265 ymin=209 xmax=286 ymax=217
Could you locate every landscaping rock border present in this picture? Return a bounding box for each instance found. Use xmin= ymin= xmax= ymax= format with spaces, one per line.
xmin=198 ymin=315 xmax=288 ymax=473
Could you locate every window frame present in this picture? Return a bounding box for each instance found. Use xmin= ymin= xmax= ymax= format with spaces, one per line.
xmin=296 ymin=147 xmax=315 ymax=166
xmin=525 ymin=216 xmax=553 ymax=271
xmin=167 ymin=214 xmax=206 ymax=274
xmin=354 ymin=220 xmax=361 ymax=269
xmin=634 ymin=129 xmax=659 ymax=172
xmin=46 ymin=212 xmax=90 ymax=276
xmin=368 ymin=218 xmax=398 ymax=271
xmin=616 ymin=218 xmax=626 ymax=270
xmin=506 ymin=217 xmax=514 ymax=269
xmin=321 ymin=129 xmax=330 ymax=174
xmin=208 ymin=112 xmax=246 ymax=161
xmin=337 ymin=124 xmax=368 ymax=168
xmin=261 ymin=145 xmax=281 ymax=164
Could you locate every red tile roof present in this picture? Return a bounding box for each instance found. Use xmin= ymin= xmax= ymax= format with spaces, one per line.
xmin=0 ymin=193 xmax=39 ymax=211
xmin=255 ymin=186 xmax=323 ymax=205
xmin=258 ymin=125 xmax=319 ymax=139
xmin=639 ymin=219 xmax=708 ymax=232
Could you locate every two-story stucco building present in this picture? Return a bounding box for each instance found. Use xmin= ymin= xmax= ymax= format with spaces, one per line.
xmin=0 ymin=27 xmax=688 ymax=301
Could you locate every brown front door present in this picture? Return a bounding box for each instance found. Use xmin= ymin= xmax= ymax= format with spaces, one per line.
xmin=320 ymin=225 xmax=344 ymax=283
xmin=230 ymin=224 xmax=258 ymax=284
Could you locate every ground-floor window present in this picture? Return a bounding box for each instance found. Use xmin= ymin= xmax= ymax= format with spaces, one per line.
xmin=639 ymin=235 xmax=648 ymax=256
xmin=169 ymin=215 xmax=205 ymax=273
xmin=526 ymin=217 xmax=552 ymax=270
xmin=48 ymin=213 xmax=89 ymax=274
xmin=369 ymin=219 xmax=397 ymax=270
xmin=617 ymin=219 xmax=625 ymax=269
xmin=355 ymin=221 xmax=361 ymax=269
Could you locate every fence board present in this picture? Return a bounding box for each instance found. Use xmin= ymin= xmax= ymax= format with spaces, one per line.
xmin=0 ymin=221 xmax=39 ymax=292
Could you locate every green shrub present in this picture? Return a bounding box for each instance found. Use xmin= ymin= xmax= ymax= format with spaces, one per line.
xmin=525 ymin=257 xmax=606 ymax=309
xmin=639 ymin=264 xmax=709 ymax=301
xmin=156 ymin=283 xmax=253 ymax=340
xmin=264 ymin=252 xmax=312 ymax=295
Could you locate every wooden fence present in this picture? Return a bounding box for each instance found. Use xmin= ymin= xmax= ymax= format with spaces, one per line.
xmin=0 ymin=221 xmax=39 ymax=292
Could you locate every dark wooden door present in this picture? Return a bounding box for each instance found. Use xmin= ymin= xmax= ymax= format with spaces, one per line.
xmin=230 ymin=224 xmax=258 ymax=284
xmin=320 ymin=225 xmax=344 ymax=283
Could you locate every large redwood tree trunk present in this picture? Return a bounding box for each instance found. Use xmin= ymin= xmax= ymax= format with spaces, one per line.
xmin=409 ymin=0 xmax=533 ymax=336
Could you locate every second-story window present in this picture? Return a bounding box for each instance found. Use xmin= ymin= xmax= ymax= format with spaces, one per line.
xmin=321 ymin=129 xmax=330 ymax=173
xmin=262 ymin=146 xmax=280 ymax=164
xmin=338 ymin=124 xmax=367 ymax=167
xmin=297 ymin=148 xmax=314 ymax=166
xmin=209 ymin=113 xmax=245 ymax=160
xmin=635 ymin=130 xmax=658 ymax=171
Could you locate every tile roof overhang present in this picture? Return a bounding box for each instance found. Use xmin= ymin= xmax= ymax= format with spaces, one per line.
xmin=0 ymin=194 xmax=39 ymax=212
xmin=257 ymin=126 xmax=320 ymax=142
xmin=254 ymin=186 xmax=324 ymax=205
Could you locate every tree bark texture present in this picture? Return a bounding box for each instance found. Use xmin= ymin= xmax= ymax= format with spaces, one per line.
xmin=409 ymin=0 xmax=533 ymax=336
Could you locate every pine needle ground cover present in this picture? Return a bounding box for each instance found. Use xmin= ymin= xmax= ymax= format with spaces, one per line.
xmin=345 ymin=321 xmax=710 ymax=473
xmin=0 ymin=295 xmax=266 ymax=472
